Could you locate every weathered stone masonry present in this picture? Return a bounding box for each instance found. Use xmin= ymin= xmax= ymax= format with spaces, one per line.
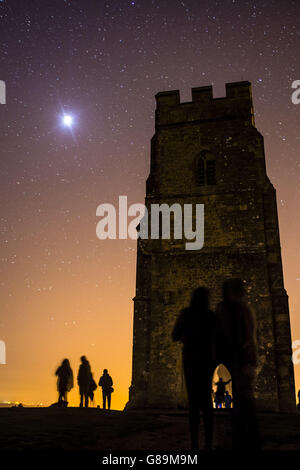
xmin=127 ymin=81 xmax=295 ymax=412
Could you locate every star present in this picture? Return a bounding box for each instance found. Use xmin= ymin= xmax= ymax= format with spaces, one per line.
xmin=62 ymin=114 xmax=73 ymax=128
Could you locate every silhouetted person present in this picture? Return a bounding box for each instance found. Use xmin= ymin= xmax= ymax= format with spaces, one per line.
xmin=214 ymin=377 xmax=232 ymax=408
xmin=224 ymin=391 xmax=232 ymax=409
xmin=172 ymin=287 xmax=215 ymax=450
xmin=99 ymin=369 xmax=113 ymax=410
xmin=77 ymin=356 xmax=92 ymax=408
xmin=216 ymin=278 xmax=260 ymax=450
xmin=55 ymin=359 xmax=73 ymax=405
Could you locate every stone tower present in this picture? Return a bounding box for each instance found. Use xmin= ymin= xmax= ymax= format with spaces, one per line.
xmin=127 ymin=81 xmax=295 ymax=412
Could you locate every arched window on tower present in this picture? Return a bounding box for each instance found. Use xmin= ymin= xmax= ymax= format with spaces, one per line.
xmin=195 ymin=151 xmax=216 ymax=186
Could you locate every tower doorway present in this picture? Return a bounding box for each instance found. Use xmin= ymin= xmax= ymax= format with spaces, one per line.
xmin=212 ymin=364 xmax=232 ymax=409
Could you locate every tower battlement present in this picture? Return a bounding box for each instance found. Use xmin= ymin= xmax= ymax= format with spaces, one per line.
xmin=155 ymin=81 xmax=254 ymax=127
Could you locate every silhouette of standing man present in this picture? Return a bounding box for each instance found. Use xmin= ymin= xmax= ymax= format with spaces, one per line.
xmin=216 ymin=278 xmax=260 ymax=450
xmin=99 ymin=369 xmax=113 ymax=410
xmin=55 ymin=358 xmax=73 ymax=406
xmin=173 ymin=287 xmax=215 ymax=450
xmin=77 ymin=356 xmax=92 ymax=408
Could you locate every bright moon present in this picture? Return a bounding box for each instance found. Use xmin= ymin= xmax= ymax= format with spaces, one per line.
xmin=62 ymin=114 xmax=73 ymax=127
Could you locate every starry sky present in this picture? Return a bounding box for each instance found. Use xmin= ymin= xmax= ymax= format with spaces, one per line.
xmin=0 ymin=0 xmax=299 ymax=409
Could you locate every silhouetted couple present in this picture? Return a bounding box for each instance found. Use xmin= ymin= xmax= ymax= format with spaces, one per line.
xmin=172 ymin=279 xmax=260 ymax=451
xmin=55 ymin=356 xmax=96 ymax=408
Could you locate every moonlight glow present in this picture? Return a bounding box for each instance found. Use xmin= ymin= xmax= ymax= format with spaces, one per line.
xmin=62 ymin=114 xmax=73 ymax=127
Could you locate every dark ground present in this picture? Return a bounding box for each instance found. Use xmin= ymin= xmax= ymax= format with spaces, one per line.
xmin=0 ymin=408 xmax=300 ymax=451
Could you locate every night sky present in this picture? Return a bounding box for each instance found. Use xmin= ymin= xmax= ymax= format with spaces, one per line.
xmin=0 ymin=0 xmax=299 ymax=409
